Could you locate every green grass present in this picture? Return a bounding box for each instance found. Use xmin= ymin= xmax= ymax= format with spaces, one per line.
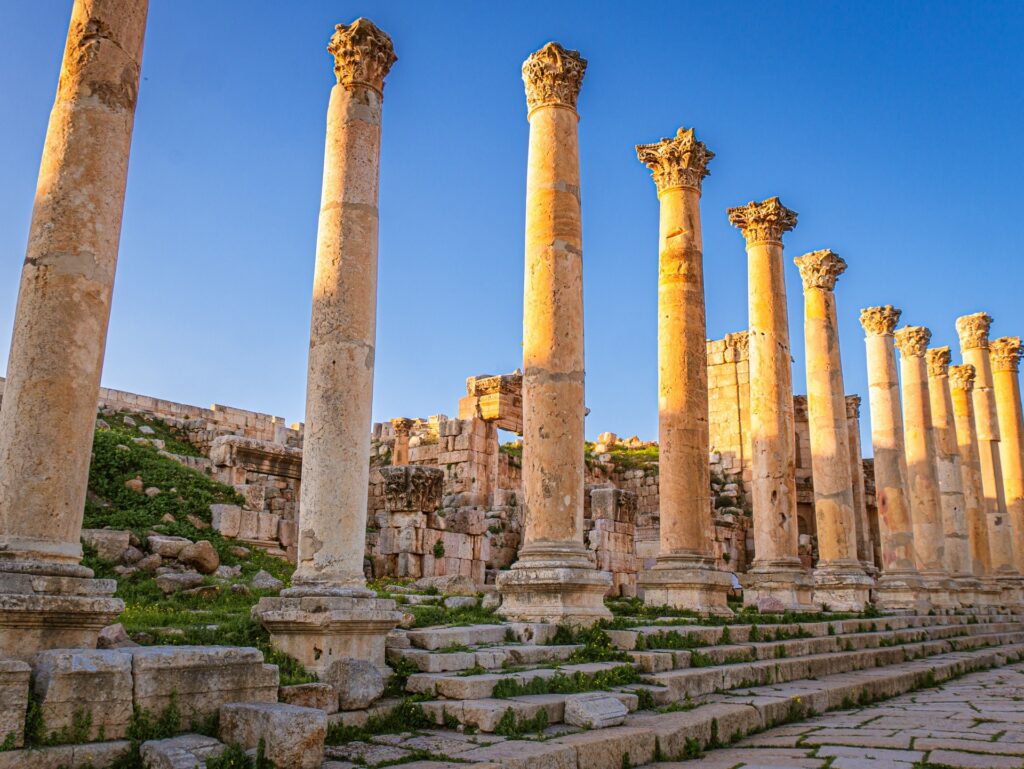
xmin=491 ymin=665 xmax=640 ymax=698
xmin=325 ymin=700 xmax=434 ymax=744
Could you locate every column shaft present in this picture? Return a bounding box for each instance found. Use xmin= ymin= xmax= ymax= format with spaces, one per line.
xmin=949 ymin=365 xmax=994 ymax=579
xmin=991 ymin=337 xmax=1024 ymax=573
xmin=846 ymin=396 xmax=875 ymax=571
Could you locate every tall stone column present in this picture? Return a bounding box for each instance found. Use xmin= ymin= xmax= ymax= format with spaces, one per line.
xmin=894 ymin=326 xmax=957 ymax=607
xmin=926 ymin=347 xmax=976 ymax=601
xmin=794 ymin=250 xmax=872 ymax=609
xmin=633 ymin=127 xmax=731 ymax=615
xmin=254 ymin=19 xmax=400 ymax=674
xmin=955 ymin=313 xmax=1018 ymax=585
xmin=0 ymin=0 xmax=148 ymax=658
xmin=990 ymin=336 xmax=1024 ymax=575
xmin=496 ymin=42 xmax=611 ymax=624
xmin=391 ymin=418 xmax=414 ymax=466
xmin=728 ymin=197 xmax=815 ymax=612
xmin=948 ymin=364 xmax=1001 ymax=604
xmin=859 ymin=307 xmax=927 ymax=611
xmin=845 ymin=395 xmax=876 ymax=572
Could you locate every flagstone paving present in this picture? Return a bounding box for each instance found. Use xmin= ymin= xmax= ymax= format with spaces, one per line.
xmin=647 ymin=662 xmax=1024 ymax=768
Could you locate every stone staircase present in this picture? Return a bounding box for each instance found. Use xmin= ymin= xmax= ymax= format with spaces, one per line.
xmin=383 ymin=613 xmax=1024 ymax=741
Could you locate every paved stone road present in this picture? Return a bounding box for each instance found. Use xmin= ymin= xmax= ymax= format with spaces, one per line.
xmin=655 ymin=662 xmax=1024 ymax=768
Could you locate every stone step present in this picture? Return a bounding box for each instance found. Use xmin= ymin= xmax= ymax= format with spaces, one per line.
xmin=388 ymin=643 xmax=584 ymax=673
xmin=406 ymin=661 xmax=637 ymax=701
xmin=402 ymin=622 xmax=559 ymax=650
xmin=419 ymin=690 xmax=640 ymax=733
xmin=452 ymin=642 xmax=1024 ymax=769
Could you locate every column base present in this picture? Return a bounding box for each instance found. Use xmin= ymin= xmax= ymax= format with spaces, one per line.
xmin=496 ymin=555 xmax=611 ymax=626
xmin=638 ymin=558 xmax=734 ymax=617
xmin=252 ymin=588 xmax=401 ymax=676
xmin=740 ymin=561 xmax=817 ymax=613
xmin=812 ymin=564 xmax=874 ymax=612
xmin=948 ymin=576 xmax=982 ymax=607
xmin=920 ymin=573 xmax=961 ymax=611
xmin=871 ymin=572 xmax=931 ymax=613
xmin=994 ymin=575 xmax=1024 ymax=609
xmin=973 ymin=578 xmax=1006 ymax=608
xmin=0 ymin=560 xmax=124 ymax=661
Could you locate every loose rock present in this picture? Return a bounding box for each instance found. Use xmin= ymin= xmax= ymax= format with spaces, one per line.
xmin=178 ymin=540 xmax=220 ymax=574
xmin=156 ymin=571 xmax=205 ymax=594
xmin=251 ymin=570 xmax=284 ymax=591
xmin=323 ymin=658 xmax=384 ymax=711
xmin=97 ymin=624 xmax=139 ymax=649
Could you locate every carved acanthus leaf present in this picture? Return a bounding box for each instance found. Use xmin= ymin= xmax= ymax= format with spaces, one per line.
xmin=390 ymin=417 xmax=414 ymax=437
xmin=727 ymin=197 xmax=797 ymax=244
xmin=990 ymin=336 xmax=1022 ymax=372
xmin=794 ymin=249 xmax=846 ymax=291
xmin=894 ymin=326 xmax=932 ymax=359
xmin=859 ymin=306 xmax=901 ymax=337
xmin=948 ymin=364 xmax=976 ymax=391
xmin=522 ymin=42 xmax=586 ymax=113
xmin=635 ymin=127 xmax=714 ymax=193
xmin=926 ymin=347 xmax=951 ymax=377
xmin=328 ymin=18 xmax=396 ymax=91
xmin=955 ymin=312 xmax=993 ymax=351
xmin=723 ymin=331 xmax=750 ymax=359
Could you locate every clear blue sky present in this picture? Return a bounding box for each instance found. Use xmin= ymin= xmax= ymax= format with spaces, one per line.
xmin=1 ymin=2 xmax=1022 ymax=449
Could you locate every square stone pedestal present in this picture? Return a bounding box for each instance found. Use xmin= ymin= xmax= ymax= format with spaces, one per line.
xmin=871 ymin=573 xmax=931 ymax=613
xmin=812 ymin=567 xmax=875 ymax=612
xmin=740 ymin=563 xmax=817 ymax=613
xmin=0 ymin=562 xmax=123 ymax=660
xmin=995 ymin=576 xmax=1024 ymax=609
xmin=921 ymin=574 xmax=961 ymax=611
xmin=974 ymin=579 xmax=1005 ymax=608
xmin=252 ymin=591 xmax=401 ymax=677
xmin=497 ymin=564 xmax=611 ymax=625
xmin=638 ymin=561 xmax=733 ymax=617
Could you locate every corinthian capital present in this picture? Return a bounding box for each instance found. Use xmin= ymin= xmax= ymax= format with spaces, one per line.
xmin=727 ymin=197 xmax=797 ymax=245
xmin=859 ymin=305 xmax=901 ymax=337
xmin=955 ymin=312 xmax=992 ymax=351
xmin=990 ymin=336 xmax=1022 ymax=372
xmin=390 ymin=417 xmax=414 ymax=438
xmin=894 ymin=326 xmax=932 ymax=359
xmin=794 ymin=249 xmax=846 ymax=291
xmin=926 ymin=347 xmax=951 ymax=377
xmin=635 ymin=127 xmax=714 ymax=194
xmin=949 ymin=364 xmax=976 ymax=392
xmin=845 ymin=394 xmax=861 ymax=420
xmin=522 ymin=42 xmax=586 ymax=113
xmin=328 ymin=18 xmax=396 ymax=92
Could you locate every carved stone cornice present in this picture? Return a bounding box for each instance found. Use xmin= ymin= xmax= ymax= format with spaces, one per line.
xmin=723 ymin=331 xmax=749 ymax=359
xmin=635 ymin=127 xmax=714 ymax=194
xmin=859 ymin=306 xmax=901 ymax=337
xmin=794 ymin=249 xmax=846 ymax=292
xmin=522 ymin=42 xmax=586 ymax=114
xmin=990 ymin=336 xmax=1022 ymax=373
xmin=793 ymin=394 xmax=808 ymax=421
xmin=390 ymin=417 xmax=414 ymax=438
xmin=727 ymin=197 xmax=797 ymax=245
xmin=894 ymin=326 xmax=932 ymax=359
xmin=845 ymin=394 xmax=861 ymax=420
xmin=379 ymin=465 xmax=443 ymax=513
xmin=328 ymin=18 xmax=396 ymax=93
xmin=926 ymin=347 xmax=951 ymax=378
xmin=955 ymin=312 xmax=993 ymax=351
xmin=949 ymin=364 xmax=976 ymax=392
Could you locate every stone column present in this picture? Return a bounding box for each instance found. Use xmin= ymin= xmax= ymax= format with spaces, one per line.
xmin=894 ymin=326 xmax=957 ymax=607
xmin=955 ymin=313 xmax=1019 ymax=585
xmin=859 ymin=307 xmax=928 ymax=611
xmin=0 ymin=0 xmax=148 ymax=658
xmin=845 ymin=395 xmax=876 ymax=573
xmin=948 ymin=364 xmax=1001 ymax=604
xmin=254 ymin=19 xmax=400 ymax=674
xmin=794 ymin=250 xmax=872 ymax=609
xmin=990 ymin=336 xmax=1024 ymax=575
xmin=633 ymin=127 xmax=731 ymax=615
xmin=496 ymin=42 xmax=611 ymax=624
xmin=728 ymin=197 xmax=815 ymax=612
xmin=390 ymin=418 xmax=414 ymax=466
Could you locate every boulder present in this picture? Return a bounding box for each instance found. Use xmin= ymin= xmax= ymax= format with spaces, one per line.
xmin=123 ymin=415 xmax=136 ymax=427
xmin=136 ymin=553 xmax=162 ymax=572
xmin=139 ymin=425 xmax=155 ymax=435
xmin=97 ymin=624 xmax=139 ymax=649
xmin=178 ymin=540 xmax=220 ymax=574
xmin=145 ymin=486 xmax=162 ymax=497
xmin=140 ymin=734 xmax=225 ymax=769
xmin=219 ymin=703 xmax=326 ymax=769
xmin=323 ymin=658 xmax=384 ymax=711
xmin=125 ymin=476 xmax=144 ymax=493
xmin=251 ymin=570 xmax=283 ymax=591
xmin=147 ymin=535 xmax=192 ymax=558
xmin=121 ymin=545 xmax=144 ymax=564
xmin=228 ymin=545 xmax=250 ymax=558
xmin=156 ymin=572 xmax=205 ymax=594
xmin=216 ymin=565 xmax=242 ymax=579
xmin=185 ymin=514 xmax=209 ymax=530
xmin=81 ymin=528 xmax=131 ymax=562
xmin=563 ymin=692 xmax=629 ymax=729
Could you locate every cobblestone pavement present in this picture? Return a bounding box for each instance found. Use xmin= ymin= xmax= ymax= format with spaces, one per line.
xmin=656 ymin=662 xmax=1024 ymax=769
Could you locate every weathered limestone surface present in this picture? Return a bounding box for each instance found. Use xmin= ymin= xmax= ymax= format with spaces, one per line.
xmin=497 ymin=42 xmax=611 ymax=623
xmin=0 ymin=658 xmax=30 ymax=748
xmin=219 ymin=702 xmax=327 ymax=769
xmin=894 ymin=326 xmax=955 ymax=606
xmin=728 ymin=197 xmax=814 ymax=612
xmin=140 ymin=734 xmax=226 ymax=769
xmin=990 ymin=336 xmax=1024 ymax=575
xmin=859 ymin=307 xmax=927 ymax=610
xmin=254 ymin=18 xmax=401 ymax=669
xmin=845 ymin=395 xmax=875 ymax=572
xmin=32 ymin=649 xmax=133 ymax=741
xmin=0 ymin=0 xmax=146 ymax=656
xmin=926 ymin=348 xmax=974 ymax=598
xmin=795 ymin=250 xmax=871 ymax=610
xmin=633 ymin=127 xmax=731 ymax=614
xmin=956 ymin=313 xmax=1018 ymax=581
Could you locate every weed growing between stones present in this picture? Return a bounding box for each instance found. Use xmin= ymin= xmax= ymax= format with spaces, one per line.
xmin=491 ymin=665 xmax=640 ymax=698
xmin=325 ymin=700 xmax=433 ymax=744
xmin=547 ymin=624 xmax=631 ymax=663
xmin=404 ymin=603 xmax=500 ymax=628
xmin=494 ymin=706 xmax=549 ymax=737
xmin=205 ymin=741 xmax=276 ymax=768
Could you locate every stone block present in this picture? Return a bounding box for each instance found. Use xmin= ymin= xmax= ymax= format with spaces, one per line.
xmin=257 ymin=512 xmax=279 ymax=541
xmin=81 ymin=529 xmax=131 ymax=562
xmin=233 ymin=484 xmax=266 ymax=512
xmin=278 ymin=519 xmax=297 ymax=547
xmin=552 ymin=726 xmax=656 ymax=769
xmin=219 ymin=703 xmax=326 ymax=769
xmin=140 ymin=734 xmax=226 ymax=769
xmin=237 ymin=509 xmax=259 ymax=540
xmin=209 ymin=505 xmax=241 ymax=538
xmin=562 ymin=692 xmax=628 ymax=729
xmin=146 ymin=535 xmax=191 ymax=558
xmin=129 ymin=646 xmax=278 ymax=721
xmin=279 ymin=682 xmax=338 ymax=714
xmin=0 ymin=658 xmax=30 ymax=748
xmin=31 ymin=649 xmax=133 ymax=741
xmin=324 ymin=658 xmax=384 ymax=710
xmin=459 ymin=739 xmax=577 ymax=769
